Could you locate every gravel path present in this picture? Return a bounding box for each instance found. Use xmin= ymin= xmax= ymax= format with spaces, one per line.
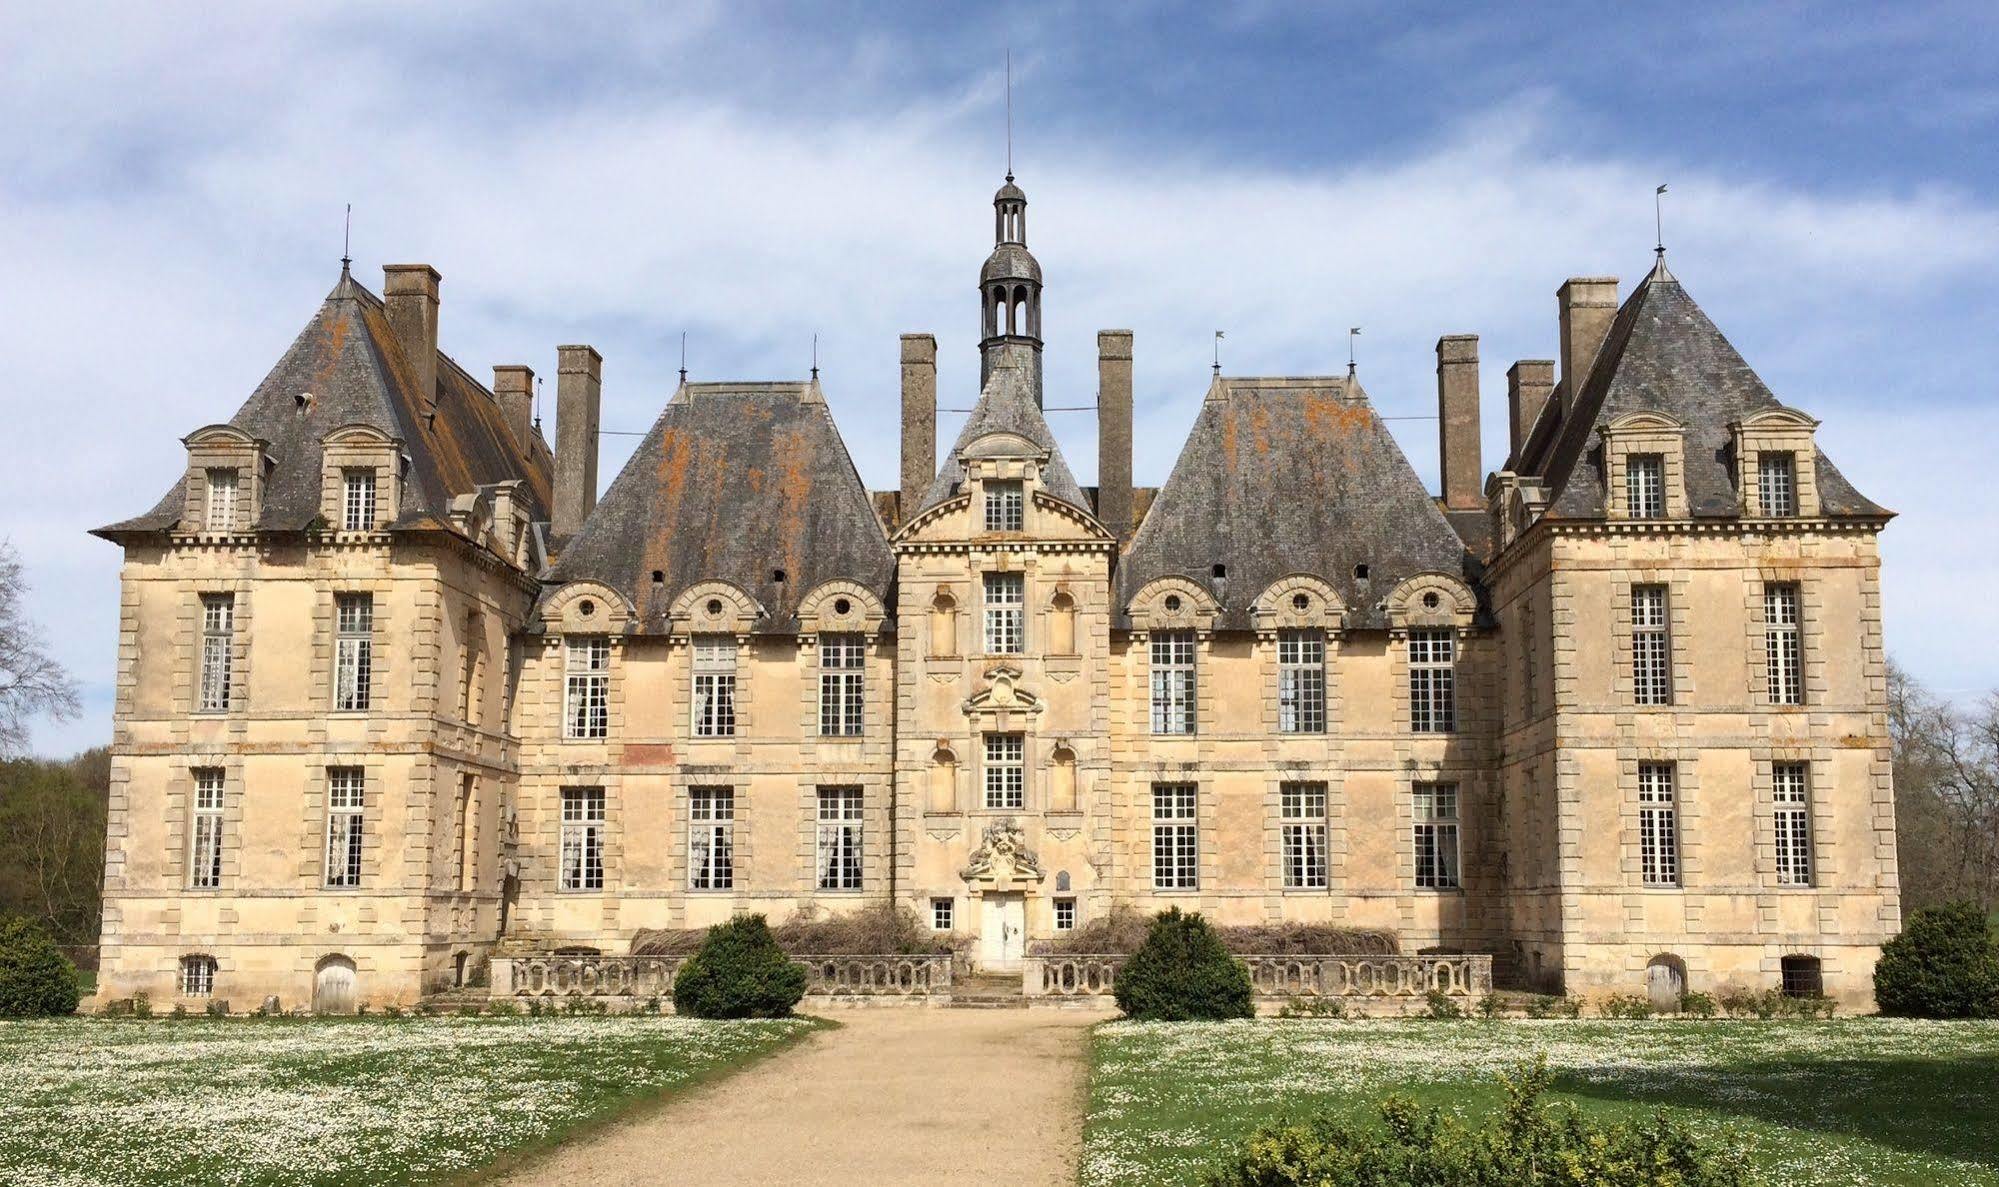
xmin=488 ymin=1006 xmax=1104 ymax=1186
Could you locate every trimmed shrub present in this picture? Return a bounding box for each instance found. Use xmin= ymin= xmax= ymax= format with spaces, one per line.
xmin=1679 ymin=990 xmax=1717 ymax=1018
xmin=1523 ymin=993 xmax=1581 ymax=1019
xmin=0 ymin=918 xmax=81 ymax=1017
xmin=1114 ymin=908 xmax=1254 ymax=1021
xmin=1422 ymin=989 xmax=1465 ymax=1020
xmin=1204 ymin=1058 xmax=1753 ymax=1187
xmin=673 ymin=914 xmax=808 ymax=1019
xmin=1599 ymin=992 xmax=1654 ymax=1020
xmin=1874 ymin=901 xmax=1999 ymax=1019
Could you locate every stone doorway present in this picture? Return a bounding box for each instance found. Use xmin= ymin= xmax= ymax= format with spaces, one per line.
xmin=980 ymin=893 xmax=1026 ymax=971
xmin=313 ymin=955 xmax=357 ymax=1014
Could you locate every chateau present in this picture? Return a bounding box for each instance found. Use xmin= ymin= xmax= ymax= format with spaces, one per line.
xmin=93 ymin=176 xmax=1899 ymax=1012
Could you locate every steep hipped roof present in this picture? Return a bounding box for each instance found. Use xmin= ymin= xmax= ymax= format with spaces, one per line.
xmin=98 ymin=269 xmax=553 ymax=535
xmin=544 ymin=381 xmax=894 ymax=634
xmin=1521 ymin=261 xmax=1886 ymax=520
xmin=1119 ymin=376 xmax=1474 ymax=630
xmin=917 ymin=357 xmax=1091 ymax=516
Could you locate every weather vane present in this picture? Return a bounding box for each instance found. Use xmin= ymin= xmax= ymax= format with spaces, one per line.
xmin=1212 ymin=330 xmax=1224 ymax=375
xmin=1348 ymin=327 xmax=1361 ymax=377
xmin=1655 ymin=183 xmax=1669 ymax=258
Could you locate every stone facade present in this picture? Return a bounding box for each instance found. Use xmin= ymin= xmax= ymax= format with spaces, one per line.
xmin=92 ymin=181 xmax=1897 ymax=1012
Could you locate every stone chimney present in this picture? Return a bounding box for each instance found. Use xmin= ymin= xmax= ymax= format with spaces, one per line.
xmin=1556 ymin=277 xmax=1618 ymax=419
xmin=383 ymin=264 xmax=441 ymax=408
xmin=1435 ymin=335 xmax=1481 ymax=511
xmin=1506 ymin=359 xmax=1556 ymax=462
xmin=492 ymin=365 xmax=535 ymax=456
xmin=899 ymin=334 xmax=936 ymax=522
xmin=1097 ymin=330 xmax=1134 ymax=541
xmin=552 ymin=345 xmax=602 ymax=540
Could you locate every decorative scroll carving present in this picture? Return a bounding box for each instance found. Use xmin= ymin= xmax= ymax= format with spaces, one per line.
xmin=959 ymin=816 xmax=1044 ymax=891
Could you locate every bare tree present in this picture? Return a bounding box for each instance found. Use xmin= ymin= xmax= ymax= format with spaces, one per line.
xmin=0 ymin=540 xmax=79 ymax=758
xmin=1891 ymin=659 xmax=1999 ymax=912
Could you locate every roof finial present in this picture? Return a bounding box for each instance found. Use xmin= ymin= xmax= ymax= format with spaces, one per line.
xmin=1212 ymin=329 xmax=1224 ymax=375
xmin=1004 ymin=48 xmax=1014 ymax=181
xmin=1348 ymin=326 xmax=1361 ymax=378
xmin=533 ymin=376 xmax=543 ymax=431
xmin=679 ymin=331 xmax=688 ymax=384
xmin=811 ymin=332 xmax=820 ymax=381
xmin=1654 ymin=183 xmax=1668 ymax=260
xmin=340 ymin=202 xmax=352 ymax=274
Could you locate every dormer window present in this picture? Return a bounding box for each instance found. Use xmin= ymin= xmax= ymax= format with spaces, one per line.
xmin=343 ymin=469 xmax=377 ymax=531
xmin=984 ymin=480 xmax=1024 ymax=532
xmin=1625 ymin=454 xmax=1665 ymax=519
xmin=1758 ymin=452 xmax=1797 ymax=517
xmin=204 ymin=469 xmax=239 ymax=532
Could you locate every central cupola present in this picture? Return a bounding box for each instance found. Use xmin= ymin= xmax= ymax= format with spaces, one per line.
xmin=979 ymin=174 xmax=1044 ymax=401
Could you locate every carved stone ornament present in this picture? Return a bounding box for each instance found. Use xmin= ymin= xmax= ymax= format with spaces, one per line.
xmin=959 ymin=816 xmax=1045 ymax=891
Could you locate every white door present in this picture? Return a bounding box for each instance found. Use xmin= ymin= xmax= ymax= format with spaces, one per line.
xmin=979 ymin=894 xmax=1026 ymax=970
xmin=313 ymin=957 xmax=357 ymax=1014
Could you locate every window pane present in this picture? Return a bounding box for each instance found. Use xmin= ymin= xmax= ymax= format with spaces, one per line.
xmin=983 ymin=573 xmax=1024 ymax=654
xmin=1150 ymin=632 xmax=1196 ymax=735
xmin=1625 ymin=453 xmax=1664 ymax=518
xmin=1632 ymin=585 xmax=1671 ymax=706
xmin=1409 ymin=629 xmax=1455 ymax=733
xmin=1278 ymin=630 xmax=1325 ymax=733
xmin=1638 ymin=763 xmax=1679 ymax=886
xmin=1764 ymin=584 xmax=1803 ymax=705
xmin=1758 ymin=453 xmax=1797 ymax=517
xmin=984 ymin=480 xmax=1024 ymax=532
xmin=818 ymin=634 xmax=865 ymax=736
xmin=984 ymin=733 xmax=1025 ymax=809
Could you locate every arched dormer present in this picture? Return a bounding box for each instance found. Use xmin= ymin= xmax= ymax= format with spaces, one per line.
xmin=1382 ymin=572 xmax=1477 ymax=637
xmin=795 ymin=579 xmax=888 ymax=635
xmin=540 ymin=581 xmax=633 ymax=635
xmin=1249 ymin=574 xmax=1347 ymax=635
xmin=1732 ymin=406 xmax=1822 ymax=518
xmin=319 ymin=422 xmax=404 ymax=533
xmin=1600 ymin=410 xmax=1687 ymax=521
xmin=666 ymin=581 xmax=763 ymax=637
xmin=180 ymin=424 xmax=269 ymax=534
xmin=1127 ymin=576 xmax=1222 ymax=634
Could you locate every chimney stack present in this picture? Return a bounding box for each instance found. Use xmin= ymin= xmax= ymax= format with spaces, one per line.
xmin=1097 ymin=330 xmax=1134 ymax=541
xmin=382 ymin=264 xmax=441 ymax=408
xmin=899 ymin=334 xmax=937 ymax=523
xmin=492 ymin=365 xmax=535 ymax=456
xmin=552 ymin=345 xmax=602 ymax=540
xmin=1435 ymin=335 xmax=1482 ymax=511
xmin=1506 ymin=359 xmax=1556 ymax=462
xmin=1556 ymin=277 xmax=1618 ymax=419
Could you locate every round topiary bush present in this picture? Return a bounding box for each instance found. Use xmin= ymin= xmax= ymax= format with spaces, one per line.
xmin=672 ymin=914 xmax=808 ymax=1019
xmin=0 ymin=916 xmax=81 ymax=1018
xmin=1874 ymin=901 xmax=1999 ymax=1019
xmin=1114 ymin=907 xmax=1254 ymax=1021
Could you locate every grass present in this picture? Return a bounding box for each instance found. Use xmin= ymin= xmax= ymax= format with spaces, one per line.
xmin=0 ymin=1013 xmax=818 ymax=1187
xmin=1084 ymin=1017 xmax=1999 ymax=1186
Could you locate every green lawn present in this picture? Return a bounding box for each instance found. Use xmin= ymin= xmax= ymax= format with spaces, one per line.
xmin=1084 ymin=1018 xmax=1999 ymax=1186
xmin=0 ymin=1014 xmax=817 ymax=1186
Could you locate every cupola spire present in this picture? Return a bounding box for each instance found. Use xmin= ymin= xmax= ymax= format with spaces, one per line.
xmin=979 ymin=175 xmax=1045 ymax=399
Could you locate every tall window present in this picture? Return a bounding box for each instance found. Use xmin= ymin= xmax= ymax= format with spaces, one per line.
xmin=1638 ymin=763 xmax=1679 ymax=887
xmin=1413 ymin=782 xmax=1461 ymax=889
xmin=1150 ymin=632 xmax=1197 ymax=735
xmin=1280 ymin=781 xmax=1328 ymax=889
xmin=324 ymin=767 xmax=365 ymax=887
xmin=1151 ymin=783 xmax=1198 ymax=890
xmin=559 ymin=787 xmax=606 ymax=891
xmin=342 ymin=468 xmax=377 ymax=531
xmin=818 ymin=634 xmax=864 ymax=736
xmin=190 ymin=768 xmax=224 ymax=889
xmin=1764 ymin=584 xmax=1803 ymax=706
xmin=1632 ymin=585 xmax=1671 ymax=706
xmin=455 ymin=774 xmax=475 ymax=892
xmin=564 ymin=637 xmax=610 ymax=739
xmin=1277 ymin=630 xmax=1326 ymax=733
xmin=1625 ymin=453 xmax=1665 ymax=519
xmin=692 ymin=635 xmax=737 ymax=736
xmin=689 ymin=786 xmax=735 ymax=890
xmin=984 ymin=480 xmax=1023 ymax=532
xmin=204 ymin=468 xmax=239 ymax=531
xmin=179 ymin=955 xmax=217 ymax=997
xmin=333 ymin=593 xmax=373 ymax=712
xmin=984 ymin=733 xmax=1025 ymax=809
xmin=983 ymin=572 xmax=1024 ymax=654
xmin=197 ymin=593 xmax=234 ymax=712
xmin=816 ymin=786 xmax=864 ymax=890
xmin=1758 ymin=452 xmax=1797 ymax=518
xmin=1773 ymin=762 xmax=1813 ymax=887
xmin=1408 ymin=629 xmax=1456 ymax=733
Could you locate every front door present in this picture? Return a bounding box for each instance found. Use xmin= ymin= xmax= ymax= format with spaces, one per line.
xmin=313 ymin=956 xmax=357 ymax=1014
xmin=979 ymin=893 xmax=1026 ymax=971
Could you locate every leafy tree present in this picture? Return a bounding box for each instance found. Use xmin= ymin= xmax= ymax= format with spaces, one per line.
xmin=1114 ymin=907 xmax=1254 ymax=1021
xmin=0 ymin=749 xmax=108 ymax=948
xmin=672 ymin=914 xmax=807 ymax=1018
xmin=0 ymin=541 xmax=80 ymax=759
xmin=0 ymin=915 xmax=81 ymax=1017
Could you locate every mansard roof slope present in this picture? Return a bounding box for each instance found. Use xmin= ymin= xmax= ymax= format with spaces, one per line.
xmin=1118 ymin=375 xmax=1474 ymax=631
xmin=915 ymin=357 xmax=1091 ymax=517
xmin=98 ymin=268 xmax=553 ymax=535
xmin=1520 ymin=261 xmax=1886 ymax=521
xmin=544 ymin=380 xmax=894 ymax=634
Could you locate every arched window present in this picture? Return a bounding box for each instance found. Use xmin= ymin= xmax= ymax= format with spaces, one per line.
xmin=179 ymin=954 xmax=217 ymax=997
xmin=1780 ymin=955 xmax=1823 ymax=998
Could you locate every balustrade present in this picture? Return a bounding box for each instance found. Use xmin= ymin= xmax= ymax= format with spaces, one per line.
xmin=490 ymin=952 xmax=954 ymax=999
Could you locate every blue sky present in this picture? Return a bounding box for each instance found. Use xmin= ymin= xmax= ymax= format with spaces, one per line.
xmin=4 ymin=1 xmax=1996 ymax=756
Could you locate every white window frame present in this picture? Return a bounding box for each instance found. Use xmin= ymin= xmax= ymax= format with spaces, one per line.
xmin=324 ymin=767 xmax=365 ymax=888
xmin=1625 ymin=452 xmax=1665 ymax=519
xmin=983 ymin=732 xmax=1025 ymax=810
xmin=1758 ymin=452 xmax=1797 ymax=518
xmin=688 ymin=785 xmax=735 ymax=891
xmin=197 ymin=593 xmax=234 ymax=713
xmin=983 ymin=572 xmax=1024 ymax=654
xmin=692 ymin=634 xmax=737 ymax=737
xmin=931 ymin=897 xmax=955 ymax=931
xmin=1413 ymin=782 xmax=1461 ymax=889
xmin=1773 ymin=762 xmax=1813 ymax=887
xmin=815 ymin=785 xmax=864 ymax=891
xmin=984 ymin=479 xmax=1024 ymax=532
xmin=563 ymin=636 xmax=610 ymax=739
xmin=334 ymin=593 xmax=373 ymax=712
xmin=1150 ymin=631 xmax=1197 ymax=735
xmin=179 ymin=954 xmax=217 ymax=997
xmin=204 ymin=468 xmax=239 ymax=532
xmin=190 ymin=768 xmax=224 ymax=889
xmin=1764 ymin=584 xmax=1804 ymax=706
xmin=818 ymin=633 xmax=865 ymax=737
xmin=1408 ymin=628 xmax=1456 ymax=733
xmin=1053 ymin=897 xmax=1077 ymax=931
xmin=1280 ymin=781 xmax=1329 ymax=889
xmin=1151 ymin=782 xmax=1199 ymax=890
xmin=1638 ymin=763 xmax=1680 ymax=887
xmin=342 ymin=467 xmax=377 ymax=532
xmin=1632 ymin=584 xmax=1671 ymax=706
xmin=559 ymin=786 xmax=606 ymax=892
xmin=1277 ymin=629 xmax=1326 ymax=733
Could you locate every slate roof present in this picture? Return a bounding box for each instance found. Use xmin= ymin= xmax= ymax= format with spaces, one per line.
xmin=1118 ymin=376 xmax=1475 ymax=631
xmin=1520 ymin=261 xmax=1887 ymax=521
xmin=544 ymin=381 xmax=894 ymax=634
xmin=98 ymin=268 xmax=553 ymax=535
xmin=915 ymin=357 xmax=1092 ymax=517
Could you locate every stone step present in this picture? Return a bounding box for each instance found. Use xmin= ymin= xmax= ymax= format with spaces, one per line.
xmin=947 ymin=996 xmax=1028 ymax=1009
